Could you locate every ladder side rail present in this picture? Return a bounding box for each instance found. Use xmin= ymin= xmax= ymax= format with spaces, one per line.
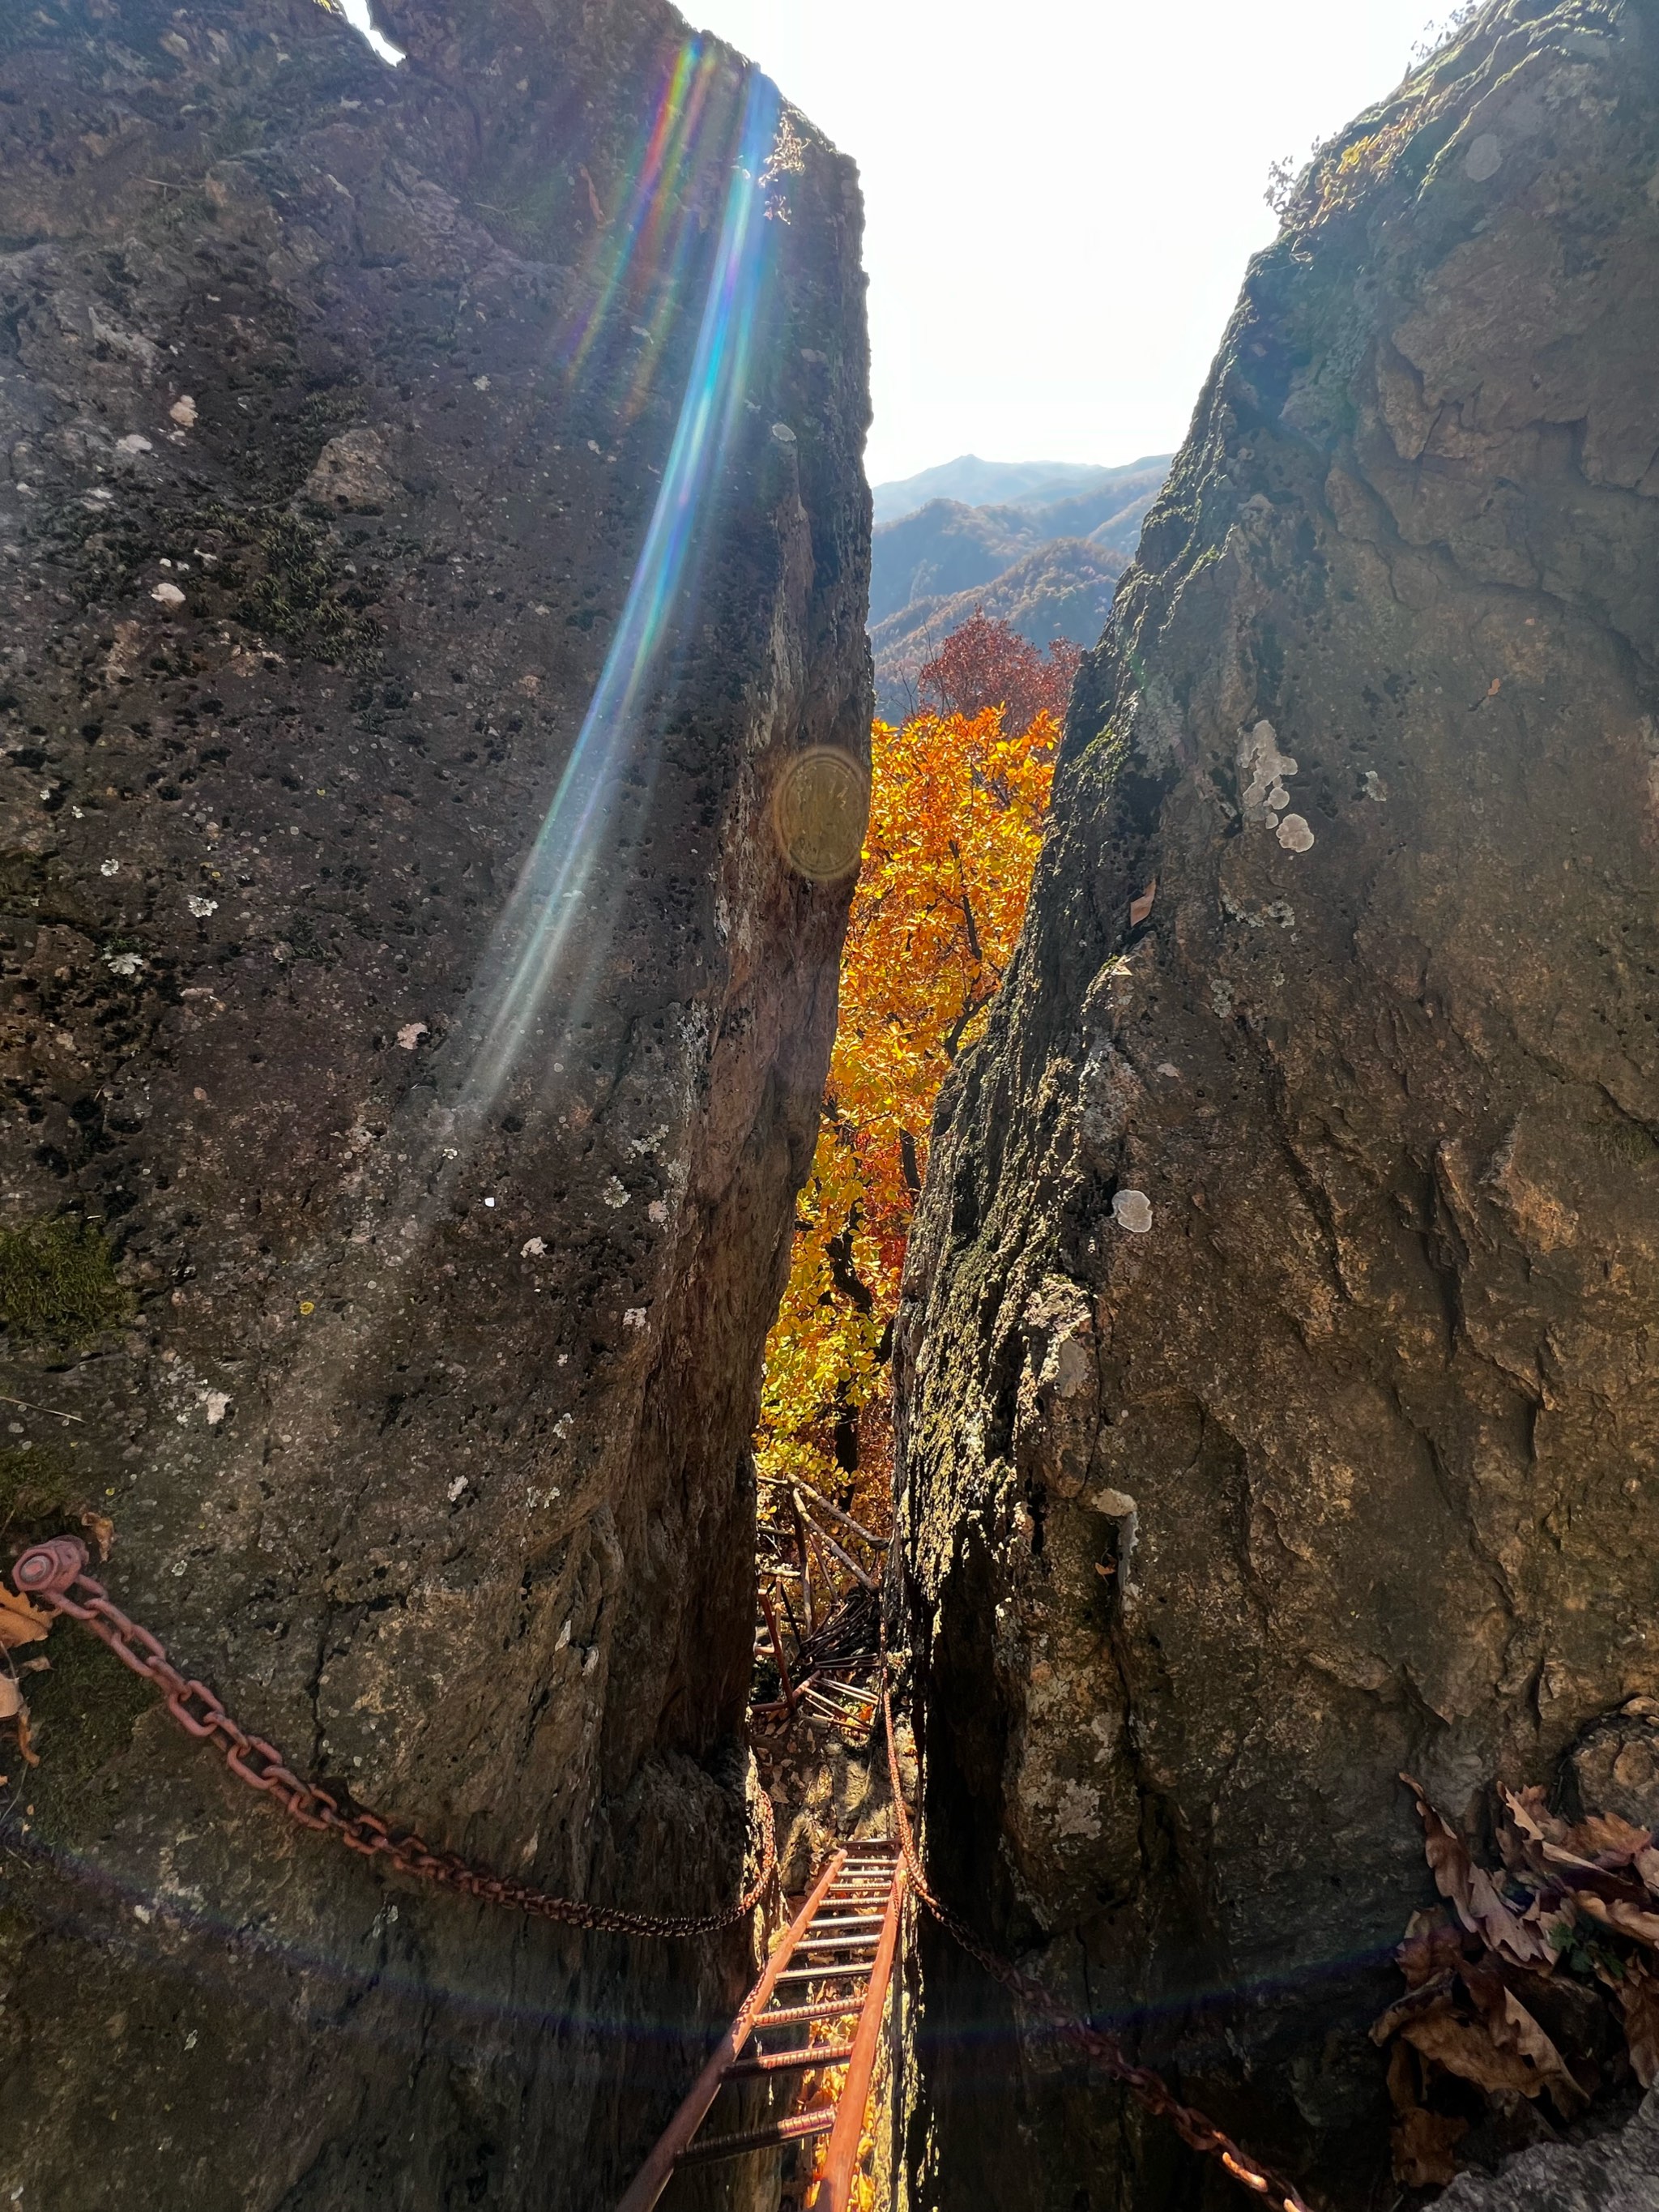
xmin=615 ymin=1849 xmax=848 ymax=2212
xmin=812 ymin=1865 xmax=908 ymax=2212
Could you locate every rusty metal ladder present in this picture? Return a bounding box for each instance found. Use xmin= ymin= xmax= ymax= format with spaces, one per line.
xmin=616 ymin=1841 xmax=906 ymax=2212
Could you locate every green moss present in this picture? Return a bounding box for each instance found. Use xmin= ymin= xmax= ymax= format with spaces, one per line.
xmin=241 ymin=512 xmax=377 ymax=664
xmin=0 ymin=1441 xmax=77 ymax=1533
xmin=0 ymin=1216 xmax=132 ymax=1347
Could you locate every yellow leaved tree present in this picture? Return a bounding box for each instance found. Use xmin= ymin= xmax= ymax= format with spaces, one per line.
xmin=755 ymin=615 xmax=1076 ymax=1597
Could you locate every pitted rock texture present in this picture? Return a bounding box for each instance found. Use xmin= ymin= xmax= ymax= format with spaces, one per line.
xmin=894 ymin=4 xmax=1659 ymax=2207
xmin=0 ymin=2 xmax=870 ymax=2206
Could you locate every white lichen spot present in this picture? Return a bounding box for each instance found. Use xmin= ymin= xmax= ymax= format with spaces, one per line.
xmin=601 ymin=1176 xmax=629 ymax=1209
xmin=1275 ymin=813 xmax=1315 ymax=854
xmin=151 ymin=581 xmax=186 ymax=609
xmin=446 ymin=1475 xmax=467 ymax=1502
xmin=168 ymin=395 xmax=198 ymax=429
xmin=647 ymin=1198 xmax=668 ymax=1225
xmin=521 ymin=1236 xmax=547 ymax=1258
xmin=1465 ymin=133 xmax=1503 ymax=181
xmin=1156 ymin=1062 xmax=1181 ymax=1079
xmin=186 ymin=895 xmax=217 ymax=917
xmin=770 ymin=421 xmax=797 ymax=444
xmin=117 ymin=433 xmax=153 ymax=455
xmin=1111 ymin=1189 xmax=1154 ymax=1235
xmin=622 ymin=1307 xmax=647 ymax=1330
xmin=100 ymin=858 xmax=120 ymax=877
xmin=104 ymin=950 xmax=145 ymax=978
xmin=201 ymin=1390 xmax=231 ymax=1427
xmin=1237 ymin=720 xmax=1298 ymax=827
xmin=395 ymin=1021 xmax=428 ymax=1050
xmin=554 ymin=1412 xmax=573 ymax=1437
xmin=1052 ymin=1781 xmax=1102 ymax=1841
xmin=472 ymin=374 xmax=490 ymax=391
xmin=1362 ymin=770 xmax=1388 ymax=801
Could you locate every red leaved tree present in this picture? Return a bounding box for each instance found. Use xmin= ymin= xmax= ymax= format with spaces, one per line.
xmin=919 ymin=611 xmax=1082 ymax=733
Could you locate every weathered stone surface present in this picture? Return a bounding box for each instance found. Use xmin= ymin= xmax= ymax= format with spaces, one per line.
xmin=894 ymin=4 xmax=1659 ymax=2206
xmin=1440 ymin=2090 xmax=1659 ymax=2210
xmin=0 ymin=2 xmax=869 ymax=2206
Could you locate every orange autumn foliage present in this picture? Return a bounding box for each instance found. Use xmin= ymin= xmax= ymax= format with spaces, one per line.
xmin=755 ymin=618 xmax=1069 ymax=1550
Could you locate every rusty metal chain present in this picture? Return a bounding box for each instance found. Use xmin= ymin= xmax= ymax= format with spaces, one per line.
xmin=11 ymin=1536 xmax=774 ymax=1940
xmin=876 ymin=1621 xmax=1309 ymax=2212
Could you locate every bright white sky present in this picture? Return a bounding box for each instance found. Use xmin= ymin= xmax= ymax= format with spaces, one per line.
xmin=690 ymin=0 xmax=1461 ymax=483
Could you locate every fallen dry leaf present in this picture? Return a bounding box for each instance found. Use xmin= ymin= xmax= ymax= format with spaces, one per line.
xmin=1392 ymin=2103 xmax=1468 ymax=2188
xmin=0 ymin=1674 xmax=37 ymax=1766
xmin=1372 ymin=1969 xmax=1457 ymax=2043
xmin=1460 ymin=1962 xmax=1587 ymax=2115
xmin=79 ymin=1507 xmax=114 ymax=1561
xmin=1401 ymin=2007 xmax=1552 ymax=2102
xmin=1505 ymin=1785 xmax=1567 ymax=1847
xmin=1637 ymin=1846 xmax=1659 ymax=1899
xmin=1567 ymin=1811 xmax=1653 ymax=1866
xmin=1577 ymin=1892 xmax=1659 ymax=1949
xmin=1397 ymin=1907 xmax=1469 ymax=1988
xmin=1401 ymin=1774 xmax=1554 ymax=1969
xmin=1616 ymin=1960 xmax=1659 ymax=2087
xmin=0 ymin=1587 xmax=50 ymax=1654
xmin=1386 ymin=2041 xmax=1467 ymax=2188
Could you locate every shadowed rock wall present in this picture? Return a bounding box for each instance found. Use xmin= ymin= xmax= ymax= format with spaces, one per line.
xmin=0 ymin=1 xmax=869 ymax=2205
xmin=894 ymin=4 xmax=1659 ymax=2206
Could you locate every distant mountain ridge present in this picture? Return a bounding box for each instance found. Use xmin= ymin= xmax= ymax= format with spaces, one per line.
xmin=871 ymin=452 xmax=1171 ymax=527
xmin=870 ymin=539 xmax=1127 ymax=723
xmin=868 ymin=468 xmax=1169 ymax=628
xmin=866 ymin=453 xmax=1173 ymax=720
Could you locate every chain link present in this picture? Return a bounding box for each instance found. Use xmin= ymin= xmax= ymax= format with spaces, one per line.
xmin=11 ymin=1538 xmax=774 ymax=1940
xmin=876 ymin=1619 xmax=1308 ymax=2212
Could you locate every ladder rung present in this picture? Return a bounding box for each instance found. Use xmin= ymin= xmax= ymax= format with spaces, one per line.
xmin=757 ymin=1999 xmax=866 ymax=2028
xmin=776 ymin=1963 xmax=874 ymax=1984
xmin=723 ymin=2042 xmax=855 ymax=2078
xmin=676 ymin=2109 xmax=835 ymax=2166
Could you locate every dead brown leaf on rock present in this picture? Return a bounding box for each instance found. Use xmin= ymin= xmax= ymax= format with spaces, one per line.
xmin=1576 ymin=1891 xmax=1659 ymax=1949
xmin=0 ymin=1673 xmax=40 ymax=1766
xmin=1401 ymin=1774 xmax=1554 ymax=1968
xmin=1460 ymin=1962 xmax=1587 ymax=2115
xmin=1391 ymin=2100 xmax=1469 ymax=2189
xmin=1618 ymin=1960 xmax=1659 ymax=2088
xmin=1386 ymin=2041 xmax=1468 ymax=2188
xmin=0 ymin=1587 xmax=51 ymax=1653
xmin=1568 ymin=1811 xmax=1653 ymax=1865
xmin=1399 ymin=2006 xmax=1551 ymax=2102
xmin=79 ymin=1507 xmax=114 ymax=1561
xmin=1397 ymin=1905 xmax=1469 ymax=1988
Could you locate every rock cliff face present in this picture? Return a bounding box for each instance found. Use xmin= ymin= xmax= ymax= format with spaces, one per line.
xmin=895 ymin=3 xmax=1659 ymax=2205
xmin=0 ymin=2 xmax=869 ymax=2206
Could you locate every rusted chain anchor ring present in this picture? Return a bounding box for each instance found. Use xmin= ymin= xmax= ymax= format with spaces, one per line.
xmin=877 ymin=1624 xmax=1308 ymax=2212
xmin=9 ymin=1537 xmax=774 ymax=1940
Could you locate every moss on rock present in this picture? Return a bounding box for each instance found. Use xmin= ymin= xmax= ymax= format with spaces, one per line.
xmin=0 ymin=1217 xmax=132 ymax=1347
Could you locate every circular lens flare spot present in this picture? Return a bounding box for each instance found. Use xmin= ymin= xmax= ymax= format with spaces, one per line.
xmin=774 ymin=748 xmax=869 ymax=882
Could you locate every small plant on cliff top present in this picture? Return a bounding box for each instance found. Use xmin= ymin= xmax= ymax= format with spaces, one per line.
xmin=755 ymin=617 xmax=1072 ymax=1574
